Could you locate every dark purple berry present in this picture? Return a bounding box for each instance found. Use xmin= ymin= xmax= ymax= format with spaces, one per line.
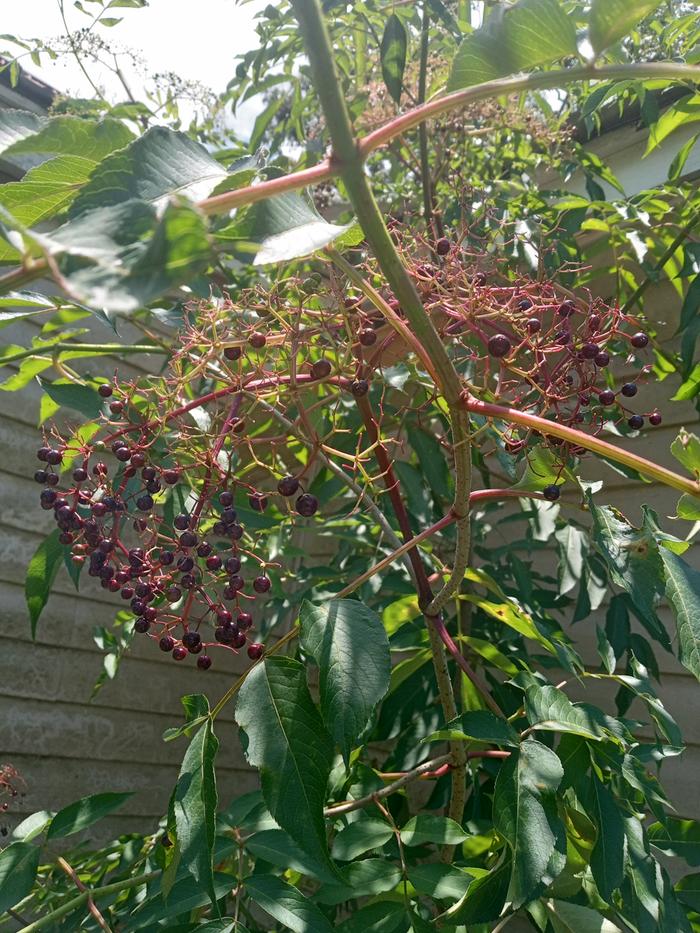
xmin=180 ymin=531 xmax=198 ymax=548
xmin=628 ymin=415 xmax=644 ymax=430
xmin=220 ymin=491 xmax=234 ymax=507
xmin=182 ymin=631 xmax=202 ymax=652
xmin=121 ymin=587 xmax=135 ymax=600
xmin=249 ymin=332 xmax=266 ymax=349
xmin=526 ymin=318 xmax=540 ymax=333
xmin=631 ymin=332 xmax=649 ymax=349
xmin=172 ymin=646 xmax=187 ymax=661
xmin=174 ymin=513 xmax=190 ymax=531
xmin=487 ymin=334 xmax=511 ymax=358
xmin=247 ymin=643 xmax=264 ymax=660
xmin=594 ymin=351 xmax=610 ymax=367
xmin=115 ymin=447 xmax=131 ymax=462
xmin=359 ymin=328 xmax=377 ymax=346
xmin=232 ymin=631 xmax=247 ymax=649
xmin=621 ymin=383 xmax=638 ymax=397
xmin=277 ymin=475 xmax=299 ymax=497
xmin=581 ymin=342 xmax=598 ymax=360
xmin=351 ymin=379 xmax=369 ymax=397
xmin=518 ymin=298 xmax=533 ymax=311
xmin=159 ymin=635 xmax=175 ymax=652
xmin=206 ymin=555 xmax=223 ymax=571
xmin=224 ymin=556 xmax=241 ymax=575
xmin=649 ymin=411 xmax=662 ymax=426
xmin=217 ymin=608 xmax=233 ymax=625
xmin=130 ymin=452 xmax=145 ymax=468
xmin=136 ymin=495 xmax=153 ymax=512
xmin=197 ymin=655 xmax=212 ymax=670
xmin=249 ymin=493 xmax=268 ymax=512
xmin=177 ymin=556 xmax=194 ymax=572
xmin=180 ymin=573 xmax=196 ymax=589
xmin=141 ymin=466 xmax=156 ymax=481
xmin=228 ymin=575 xmax=244 ymax=592
xmin=160 ymin=550 xmax=175 ymax=566
xmin=46 ymin=449 xmax=62 ymax=466
xmin=221 ymin=508 xmax=237 ymax=524
xmin=558 ymin=299 xmax=576 ymax=317
xmin=296 ymin=493 xmax=318 ymax=517
xmin=166 ymin=586 xmax=182 ymax=602
xmin=253 ymin=575 xmax=271 ymax=593
xmin=46 ymin=473 xmax=59 ymax=487
xmin=98 ymin=384 xmax=113 ymax=398
xmin=224 ymin=346 xmax=241 ymax=361
xmin=599 ymin=390 xmax=616 ymax=406
xmin=37 ymin=446 xmax=51 ymax=462
xmin=229 ymin=524 xmax=244 ymax=541
xmin=134 ymin=618 xmax=150 ymax=634
xmin=311 ymin=359 xmax=332 ymax=379
xmin=34 ymin=469 xmax=47 ymax=484
xmin=163 ymin=469 xmax=179 ymax=484
xmin=237 ymin=611 xmax=253 ymax=630
xmin=72 ymin=468 xmax=87 ymax=483
xmin=543 ymin=484 xmax=561 ymax=502
xmin=109 ymin=401 xmax=123 ymax=415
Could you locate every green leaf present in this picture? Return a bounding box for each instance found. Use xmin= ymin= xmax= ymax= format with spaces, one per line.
xmin=493 ymin=737 xmax=565 ymax=907
xmin=3 ymin=115 xmax=134 ymax=164
xmin=589 ymin=0 xmax=664 ymax=55
xmin=224 ymin=191 xmax=359 ymax=266
xmin=0 ymin=156 xmax=96 ymax=261
xmin=659 ymin=549 xmax=700 ymax=682
xmin=0 ymin=842 xmax=41 ymax=914
xmin=426 ymin=709 xmax=520 ymax=747
xmin=587 ymin=495 xmax=665 ymax=636
xmin=246 ymin=828 xmax=337 ymax=882
xmin=69 ymin=126 xmax=226 ymax=216
xmin=0 ymin=109 xmax=47 ymax=162
xmin=315 ymin=859 xmax=402 ymax=905
xmin=299 ymin=599 xmax=390 ymax=762
xmin=11 ymin=810 xmax=54 ymax=842
xmin=524 ymin=684 xmax=621 ymax=742
xmin=235 ymin=657 xmax=336 ymax=873
xmin=337 ymin=901 xmax=407 ymax=933
xmin=671 ymin=428 xmax=700 ymax=479
xmin=649 ymin=818 xmax=700 ymax=865
xmin=172 ymin=720 xmax=219 ymax=905
xmin=555 ymin=524 xmax=588 ymax=595
xmin=27 ymin=199 xmax=212 ymax=315
xmin=676 ymin=494 xmax=700 ymax=521
xmin=407 ymin=863 xmax=473 ymax=901
xmin=668 ymin=133 xmax=699 ymax=182
xmin=646 ymin=94 xmax=700 ymax=156
xmin=676 ymin=872 xmax=700 ymax=912
xmin=546 ymin=899 xmax=623 ymax=932
xmin=331 ymin=818 xmax=394 ymax=860
xmin=672 ymin=363 xmax=700 ymax=401
xmin=25 ymin=528 xmax=64 ymax=638
xmin=244 ymin=875 xmax=333 ymax=933
xmin=38 ymin=378 xmax=102 ymax=419
xmin=448 ymin=0 xmax=577 ymax=91
xmin=400 ymin=814 xmax=469 ymax=847
xmin=445 ymin=855 xmax=511 ymax=923
xmin=163 ymin=693 xmax=211 ymax=742
xmin=587 ymin=777 xmax=625 ymax=900
xmin=47 ymin=791 xmax=133 ymax=839
xmin=380 ymin=14 xmax=407 ymax=105
xmin=124 ymin=873 xmax=234 ymax=930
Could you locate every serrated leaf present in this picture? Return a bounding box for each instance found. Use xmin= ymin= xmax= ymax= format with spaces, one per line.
xmin=69 ymin=126 xmax=227 ymax=216
xmin=426 ymin=709 xmax=520 ymax=747
xmin=448 ymin=0 xmax=577 ymax=91
xmin=245 ymin=874 xmax=333 ymax=933
xmin=315 ymin=859 xmax=402 ymax=905
xmin=47 ymin=791 xmax=133 ymax=838
xmin=445 ymin=854 xmax=511 ymax=923
xmin=172 ymin=720 xmax=219 ymax=905
xmin=649 ymin=819 xmax=700 ymax=864
xmin=524 ymin=684 xmax=622 ymax=742
xmin=380 ymin=14 xmax=407 ymax=105
xmin=493 ymin=737 xmax=565 ymax=907
xmin=331 ymin=818 xmax=394 ymax=860
xmin=0 ymin=109 xmax=47 ymax=165
xmin=299 ymin=598 xmax=390 ymax=762
xmin=400 ymin=814 xmax=469 ymax=847
xmin=589 ymin=0 xmax=664 ymax=56
xmin=587 ymin=777 xmax=625 ymax=900
xmin=0 ymin=842 xmax=41 ymax=914
xmin=235 ymin=657 xmax=337 ymax=873
xmin=3 ymin=115 xmax=134 ymax=164
xmin=407 ymin=863 xmax=473 ymax=901
xmin=659 ymin=549 xmax=700 ymax=682
xmin=587 ymin=495 xmax=665 ymax=635
xmin=25 ymin=528 xmax=64 ymax=638
xmin=38 ymin=378 xmax=102 ymax=418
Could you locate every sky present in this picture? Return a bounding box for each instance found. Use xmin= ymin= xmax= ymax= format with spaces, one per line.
xmin=2 ymin=0 xmax=268 ymax=133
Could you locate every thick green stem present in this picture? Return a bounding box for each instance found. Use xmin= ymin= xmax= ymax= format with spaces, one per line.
xmin=289 ymin=0 xmax=471 ymax=841
xmin=19 ymin=871 xmax=160 ymax=933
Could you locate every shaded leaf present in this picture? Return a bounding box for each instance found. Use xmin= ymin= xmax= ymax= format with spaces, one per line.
xmin=3 ymin=115 xmax=134 ymax=164
xmin=245 ymin=874 xmax=333 ymax=932
xmin=589 ymin=0 xmax=664 ymax=55
xmin=659 ymin=549 xmax=700 ymax=682
xmin=587 ymin=777 xmax=625 ymax=900
xmin=649 ymin=818 xmax=700 ymax=865
xmin=246 ymin=829 xmax=338 ymax=882
xmin=47 ymin=791 xmax=133 ymax=839
xmin=25 ymin=528 xmax=63 ymax=638
xmin=426 ymin=709 xmax=520 ymax=747
xmin=400 ymin=814 xmax=469 ymax=847
xmin=235 ymin=657 xmax=336 ymax=873
xmin=38 ymin=378 xmax=102 ymax=419
xmin=0 ymin=842 xmax=41 ymax=914
xmin=331 ymin=818 xmax=394 ymax=861
xmin=380 ymin=15 xmax=407 ymax=105
xmin=546 ymin=899 xmax=622 ymax=932
xmin=445 ymin=855 xmax=511 ymax=923
xmin=524 ymin=684 xmax=623 ymax=743
xmin=315 ymin=858 xmax=402 ymax=904
xmin=407 ymin=863 xmax=473 ymax=901
xmin=299 ymin=598 xmax=390 ymax=762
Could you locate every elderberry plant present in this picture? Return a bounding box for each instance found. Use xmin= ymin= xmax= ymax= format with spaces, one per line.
xmin=1 ymin=1 xmax=700 ymax=931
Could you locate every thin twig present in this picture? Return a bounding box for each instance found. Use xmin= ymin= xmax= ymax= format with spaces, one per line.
xmin=57 ymin=857 xmax=113 ymax=933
